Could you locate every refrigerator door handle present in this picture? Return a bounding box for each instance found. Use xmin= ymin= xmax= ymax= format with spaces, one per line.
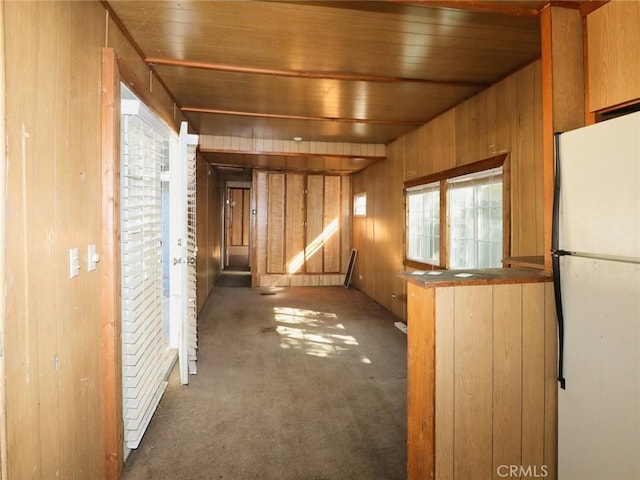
xmin=552 ymin=132 xmax=567 ymax=390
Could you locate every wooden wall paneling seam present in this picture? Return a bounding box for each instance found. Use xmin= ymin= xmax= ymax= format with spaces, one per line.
xmin=0 ymin=0 xmax=7 ymax=475
xmin=34 ymin=3 xmax=63 ymax=476
xmin=251 ymin=170 xmax=260 ymax=286
xmin=434 ymin=287 xmax=455 ymax=480
xmin=453 ymin=285 xmax=493 ymax=479
xmin=285 ymin=173 xmax=305 ymax=275
xmin=521 ymin=283 xmax=546 ymax=472
xmin=302 ymin=174 xmax=308 ymax=275
xmin=243 ymin=188 xmax=250 ymax=246
xmin=340 ymin=175 xmax=351 ymax=273
xmin=305 ymin=175 xmax=324 ymax=274
xmin=492 ymin=284 xmax=523 ymax=473
xmin=543 ymin=282 xmax=559 ymax=478
xmin=323 ymin=176 xmax=341 ymax=273
xmin=266 ymin=173 xmax=285 ymax=274
xmin=101 ymin=47 xmax=124 ymax=480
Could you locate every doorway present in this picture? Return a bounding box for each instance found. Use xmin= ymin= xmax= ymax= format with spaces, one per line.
xmin=218 ymin=181 xmax=252 ymax=288
xmin=224 ymin=182 xmax=252 ymax=270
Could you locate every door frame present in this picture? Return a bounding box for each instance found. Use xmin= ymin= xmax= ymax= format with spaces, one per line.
xmin=100 ymin=47 xmax=124 ymax=479
xmin=223 ymin=180 xmax=252 ymax=270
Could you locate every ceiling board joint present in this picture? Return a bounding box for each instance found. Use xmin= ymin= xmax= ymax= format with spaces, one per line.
xmin=146 ymin=57 xmax=489 ymax=89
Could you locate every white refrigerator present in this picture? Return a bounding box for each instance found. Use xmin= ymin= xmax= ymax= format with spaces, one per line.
xmin=553 ymin=112 xmax=640 ymax=480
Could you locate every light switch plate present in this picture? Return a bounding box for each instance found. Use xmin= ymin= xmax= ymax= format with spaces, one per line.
xmin=69 ymin=247 xmax=80 ymax=278
xmin=88 ymin=244 xmax=99 ymax=271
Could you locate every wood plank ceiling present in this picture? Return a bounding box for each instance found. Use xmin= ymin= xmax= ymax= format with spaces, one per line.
xmin=106 ymin=0 xmax=549 ymax=175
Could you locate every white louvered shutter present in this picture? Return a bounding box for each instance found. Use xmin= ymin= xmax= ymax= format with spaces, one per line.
xmin=186 ymin=141 xmax=198 ymax=374
xmin=120 ymin=96 xmax=173 ymax=450
xmin=172 ymin=122 xmax=199 ymax=385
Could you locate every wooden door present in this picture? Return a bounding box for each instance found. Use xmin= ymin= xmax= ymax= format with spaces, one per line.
xmin=226 ymin=187 xmax=250 ymax=268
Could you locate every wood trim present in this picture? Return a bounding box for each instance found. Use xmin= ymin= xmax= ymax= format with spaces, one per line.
xmin=251 ymin=169 xmax=259 ymax=287
xmin=0 ymin=0 xmax=7 ymax=476
xmin=403 ymin=153 xmax=509 ymax=271
xmin=182 ymin=106 xmax=424 ymax=127
xmin=439 ymin=181 xmax=448 ymax=269
xmin=583 ymin=15 xmax=596 ymax=125
xmin=404 ymin=153 xmax=507 ymax=188
xmin=391 ymin=0 xmax=540 ymax=17
xmin=404 ymin=259 xmax=444 ymax=271
xmin=502 ymin=154 xmax=512 ymax=264
xmin=102 ymin=1 xmax=182 ymax=110
xmin=199 ymin=147 xmax=385 ymax=162
xmin=540 ymin=6 xmax=554 ymax=274
xmin=579 ymin=0 xmax=609 ymax=16
xmin=407 ymin=283 xmax=436 ymax=480
xmin=115 ymin=56 xmax=178 ymax=137
xmin=100 ymin=47 xmax=124 ymax=480
xmin=147 ymin=57 xmax=490 ymax=89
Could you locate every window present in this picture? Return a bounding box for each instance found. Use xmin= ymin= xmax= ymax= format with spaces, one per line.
xmin=354 ymin=192 xmax=367 ymax=216
xmin=406 ymin=182 xmax=440 ymax=265
xmin=404 ymin=155 xmax=508 ymax=270
xmin=448 ymin=167 xmax=503 ymax=269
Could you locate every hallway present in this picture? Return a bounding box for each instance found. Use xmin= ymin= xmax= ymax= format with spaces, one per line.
xmin=122 ymin=286 xmax=408 ymax=480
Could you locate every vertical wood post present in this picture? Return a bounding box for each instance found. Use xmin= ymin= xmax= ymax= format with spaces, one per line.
xmin=101 ymin=47 xmax=124 ymax=480
xmin=541 ymin=5 xmax=586 ymax=272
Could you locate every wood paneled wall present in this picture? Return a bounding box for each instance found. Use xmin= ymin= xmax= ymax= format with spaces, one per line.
xmin=353 ymin=61 xmax=543 ymax=320
xmin=196 ymin=156 xmax=223 ymax=312
xmin=407 ymin=281 xmax=557 ymax=480
xmin=2 ymin=2 xmax=222 ymax=478
xmin=3 ymin=2 xmax=107 ymax=478
xmin=253 ymin=170 xmax=351 ymax=287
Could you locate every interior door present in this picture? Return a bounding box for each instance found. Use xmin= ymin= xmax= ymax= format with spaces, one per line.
xmin=226 ymin=187 xmax=250 ymax=268
xmin=170 ymin=122 xmax=199 ymax=385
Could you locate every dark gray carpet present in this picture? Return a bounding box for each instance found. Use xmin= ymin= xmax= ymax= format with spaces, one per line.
xmin=122 ymin=286 xmax=407 ymax=480
xmin=215 ymin=269 xmax=252 ymax=287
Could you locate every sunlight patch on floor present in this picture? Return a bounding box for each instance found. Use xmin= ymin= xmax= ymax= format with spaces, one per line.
xmin=273 ymin=306 xmax=371 ymax=363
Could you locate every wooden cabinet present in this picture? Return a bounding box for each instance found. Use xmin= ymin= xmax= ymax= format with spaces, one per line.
xmin=404 ymin=271 xmax=558 ymax=480
xmin=254 ymin=171 xmax=351 ymax=286
xmin=587 ymin=1 xmax=640 ymax=112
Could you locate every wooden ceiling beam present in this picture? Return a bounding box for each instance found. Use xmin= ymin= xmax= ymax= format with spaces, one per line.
xmin=146 ymin=57 xmax=489 ymax=88
xmin=388 ymin=0 xmax=541 ymax=17
xmin=199 ymin=147 xmax=385 ymax=161
xmin=182 ymin=106 xmax=425 ymax=127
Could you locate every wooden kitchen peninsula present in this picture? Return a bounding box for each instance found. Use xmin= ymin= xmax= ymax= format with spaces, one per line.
xmin=398 ymin=268 xmax=558 ymax=480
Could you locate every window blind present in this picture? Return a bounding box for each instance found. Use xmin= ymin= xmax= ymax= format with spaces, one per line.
xmin=121 ymin=106 xmax=172 ymax=450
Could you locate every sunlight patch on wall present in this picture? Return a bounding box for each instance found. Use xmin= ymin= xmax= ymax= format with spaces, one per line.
xmin=287 ymin=218 xmax=339 ymax=274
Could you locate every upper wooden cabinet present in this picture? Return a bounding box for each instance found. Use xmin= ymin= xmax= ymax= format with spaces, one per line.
xmin=588 ymin=1 xmax=640 ymax=112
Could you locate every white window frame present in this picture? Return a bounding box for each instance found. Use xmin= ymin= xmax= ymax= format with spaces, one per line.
xmin=447 ymin=167 xmax=503 ymax=269
xmin=404 ymin=155 xmax=509 ymax=270
xmin=353 ymin=192 xmax=367 ymax=217
xmin=406 ymin=182 xmax=440 ymax=265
